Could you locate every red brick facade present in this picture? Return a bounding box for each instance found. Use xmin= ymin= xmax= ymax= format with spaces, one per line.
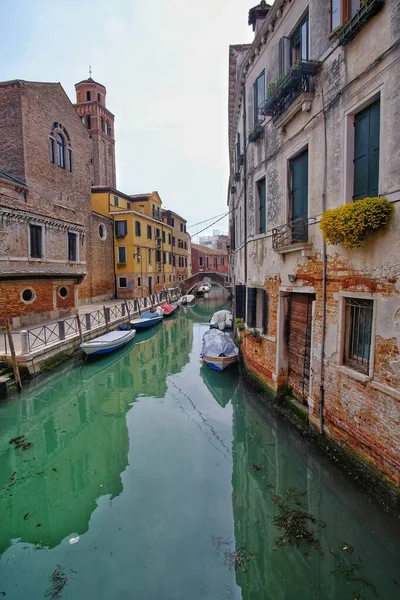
xmin=191 ymin=243 xmax=228 ymax=275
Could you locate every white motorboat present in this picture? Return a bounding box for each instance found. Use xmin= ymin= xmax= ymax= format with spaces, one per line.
xmin=210 ymin=310 xmax=233 ymax=331
xmin=201 ymin=329 xmax=239 ymax=372
xmin=178 ymin=294 xmax=195 ymax=305
xmin=80 ymin=329 xmax=136 ymax=356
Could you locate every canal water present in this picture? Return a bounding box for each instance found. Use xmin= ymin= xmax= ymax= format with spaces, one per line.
xmin=0 ymin=290 xmax=399 ymax=599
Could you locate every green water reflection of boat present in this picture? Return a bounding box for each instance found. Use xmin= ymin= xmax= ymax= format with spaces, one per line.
xmin=200 ymin=364 xmax=238 ymax=407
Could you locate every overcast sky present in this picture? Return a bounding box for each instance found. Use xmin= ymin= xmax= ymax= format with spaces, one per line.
xmin=1 ymin=0 xmax=255 ymax=240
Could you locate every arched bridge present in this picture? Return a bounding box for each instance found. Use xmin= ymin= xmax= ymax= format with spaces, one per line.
xmin=181 ymin=272 xmax=232 ymax=296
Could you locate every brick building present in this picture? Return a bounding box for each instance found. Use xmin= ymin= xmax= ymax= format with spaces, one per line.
xmin=0 ymin=78 xmax=115 ymax=326
xmin=191 ymin=243 xmax=228 ymax=276
xmin=228 ymin=0 xmax=400 ymax=497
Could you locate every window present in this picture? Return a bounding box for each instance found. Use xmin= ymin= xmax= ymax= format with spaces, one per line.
xmin=290 ymin=13 xmax=309 ymax=65
xmin=135 ymin=221 xmax=141 ymax=236
xmin=253 ymin=71 xmax=265 ymax=125
xmin=98 ymin=93 xmax=101 ymax=102
xmin=86 ymin=115 xmax=91 ymax=129
xmin=119 ymin=277 xmax=127 ymax=288
xmin=155 ymin=228 xmax=161 ymax=239
xmin=353 ymin=99 xmax=380 ymax=200
xmin=138 ymin=277 xmax=141 ymax=287
xmin=117 ymin=246 xmax=127 ymax=264
xmin=206 ymin=257 xmax=210 ymax=269
xmin=199 ymin=256 xmax=204 ymax=267
xmin=163 ymin=251 xmax=167 ymax=264
xmin=172 ymin=236 xmax=176 ymax=246
xmin=221 ymin=258 xmax=224 ymax=266
xmin=59 ymin=286 xmax=69 ymax=299
xmin=162 ymin=230 xmax=166 ymax=243
xmin=136 ymin=246 xmax=141 ymax=263
xmin=147 ymin=225 xmax=152 ymax=239
xmin=180 ymin=223 xmax=183 ymax=232
xmin=169 ymin=252 xmax=172 ymax=265
xmin=56 ymin=134 xmax=65 ymax=168
xmin=184 ymin=242 xmax=187 ymax=250
xmin=256 ymin=177 xmax=266 ymax=234
xmin=114 ymin=195 xmax=119 ymax=207
xmin=98 ymin=224 xmax=107 ymax=240
xmin=148 ymin=249 xmax=152 ymax=263
xmin=68 ymin=232 xmax=78 ymax=262
xmin=235 ymin=132 xmax=241 ymax=173
xmin=235 ymin=285 xmax=246 ymax=320
xmin=330 ymin=0 xmax=361 ymax=32
xmin=214 ymin=257 xmax=218 ymax=269
xmin=68 ymin=148 xmax=72 ymax=172
xmin=171 ymin=217 xmax=175 ymax=227
xmin=86 ymin=91 xmax=91 ymax=101
xmin=289 ymin=149 xmax=308 ymax=241
xmin=21 ymin=287 xmax=36 ymax=304
xmin=184 ymin=257 xmax=187 ymax=267
xmin=168 ymin=233 xmax=171 ymax=245
xmin=49 ymin=137 xmax=55 ymax=163
xmin=29 ymin=224 xmax=43 ymax=258
xmin=169 ymin=275 xmax=172 ymax=283
xmin=156 ymin=249 xmax=161 ymax=263
xmin=115 ymin=220 xmax=127 ymax=237
xmin=127 ymin=202 xmax=131 ymax=210
xmin=344 ymin=298 xmax=373 ymax=374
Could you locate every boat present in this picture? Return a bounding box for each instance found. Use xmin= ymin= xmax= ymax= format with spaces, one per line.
xmin=209 ymin=310 xmax=233 ymax=331
xmin=203 ymin=283 xmax=212 ymax=293
xmin=195 ymin=285 xmax=207 ymax=297
xmin=178 ymin=294 xmax=195 ymax=305
xmin=161 ymin=303 xmax=179 ymax=317
xmin=80 ymin=329 xmax=136 ymax=356
xmin=201 ymin=329 xmax=239 ymax=372
xmin=130 ymin=311 xmax=164 ymax=330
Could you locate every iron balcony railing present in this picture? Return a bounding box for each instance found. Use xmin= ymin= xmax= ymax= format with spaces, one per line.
xmin=338 ymin=0 xmax=384 ymax=45
xmin=272 ymin=216 xmax=309 ymax=250
xmin=260 ymin=60 xmax=321 ymax=122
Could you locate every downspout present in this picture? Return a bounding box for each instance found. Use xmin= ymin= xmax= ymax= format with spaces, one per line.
xmin=109 ymin=192 xmax=118 ymax=299
xmin=319 ymin=89 xmax=328 ymax=435
xmin=243 ymin=84 xmax=248 ymax=320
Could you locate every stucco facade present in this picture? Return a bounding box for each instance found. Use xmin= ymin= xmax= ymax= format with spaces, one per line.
xmin=228 ymin=0 xmax=400 ymax=497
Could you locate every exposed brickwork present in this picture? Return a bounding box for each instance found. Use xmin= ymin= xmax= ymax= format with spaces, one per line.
xmin=191 ymin=243 xmax=228 ymax=275
xmin=0 ymin=83 xmax=25 ymax=180
xmin=79 ymin=213 xmax=115 ymax=303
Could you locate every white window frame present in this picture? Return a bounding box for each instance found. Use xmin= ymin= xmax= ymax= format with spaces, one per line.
xmin=67 ymin=231 xmax=79 ymax=262
xmin=337 ymin=291 xmax=377 ymax=382
xmin=28 ymin=222 xmax=45 ymax=260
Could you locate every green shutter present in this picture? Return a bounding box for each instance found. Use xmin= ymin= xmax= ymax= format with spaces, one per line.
xmin=247 ymin=287 xmax=257 ymax=328
xmin=354 ymin=99 xmax=380 ymax=200
xmin=257 ymin=178 xmax=266 ymax=234
xmin=262 ymin=290 xmax=268 ymax=334
xmin=291 ymin=150 xmax=308 ymax=241
xmin=235 ymin=285 xmax=245 ymax=319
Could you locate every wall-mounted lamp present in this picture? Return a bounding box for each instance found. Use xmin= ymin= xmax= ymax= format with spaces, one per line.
xmin=288 ymin=274 xmax=296 ymax=284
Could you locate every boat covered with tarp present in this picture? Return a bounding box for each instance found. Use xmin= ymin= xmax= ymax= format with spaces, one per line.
xmin=201 ymin=329 xmax=239 ymax=371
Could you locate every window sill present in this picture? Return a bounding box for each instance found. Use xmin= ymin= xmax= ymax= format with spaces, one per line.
xmin=371 ymin=380 xmax=400 ymax=402
xmin=273 ymin=242 xmax=312 ymax=256
xmin=338 ymin=365 xmax=371 ymax=383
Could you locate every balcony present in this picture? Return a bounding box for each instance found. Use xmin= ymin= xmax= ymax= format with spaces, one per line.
xmin=272 ymin=217 xmax=312 ymax=255
xmin=260 ymin=60 xmax=321 ymax=124
xmin=337 ymin=0 xmax=384 ymax=46
xmin=248 ymin=124 xmax=264 ymax=143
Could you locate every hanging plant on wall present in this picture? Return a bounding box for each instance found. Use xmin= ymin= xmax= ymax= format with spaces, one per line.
xmin=320 ymin=197 xmax=393 ymax=248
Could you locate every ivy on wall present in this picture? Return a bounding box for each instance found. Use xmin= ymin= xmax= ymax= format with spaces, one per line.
xmin=320 ymin=197 xmax=393 ymax=248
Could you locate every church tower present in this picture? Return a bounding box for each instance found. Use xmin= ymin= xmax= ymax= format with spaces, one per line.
xmin=74 ymin=75 xmax=116 ymax=188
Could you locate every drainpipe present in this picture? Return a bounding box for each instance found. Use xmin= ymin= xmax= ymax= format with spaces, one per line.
xmin=243 ymin=84 xmax=248 ymax=320
xmin=319 ymin=89 xmax=328 ymax=435
xmin=109 ymin=192 xmax=118 ymax=299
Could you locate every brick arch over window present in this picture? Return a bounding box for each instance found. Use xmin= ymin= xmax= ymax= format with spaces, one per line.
xmin=49 ymin=123 xmax=72 ymax=171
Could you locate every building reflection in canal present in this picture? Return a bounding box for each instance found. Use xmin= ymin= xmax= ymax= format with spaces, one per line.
xmin=0 ymin=313 xmax=193 ymax=555
xmin=230 ymin=383 xmax=400 ymax=600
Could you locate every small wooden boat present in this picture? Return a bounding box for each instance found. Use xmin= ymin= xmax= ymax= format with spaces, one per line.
xmin=80 ymin=329 xmax=136 ymax=356
xmin=210 ymin=310 xmax=233 ymax=331
xmin=161 ymin=303 xmax=179 ymax=317
xmin=203 ymin=283 xmax=211 ymax=293
xmin=178 ymin=294 xmax=195 ymax=305
xmin=201 ymin=329 xmax=239 ymax=372
xmin=195 ymin=285 xmax=207 ymax=297
xmin=130 ymin=311 xmax=163 ymax=329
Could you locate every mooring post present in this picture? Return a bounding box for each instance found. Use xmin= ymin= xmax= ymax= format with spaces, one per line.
xmin=76 ymin=312 xmax=83 ymax=343
xmin=103 ymin=306 xmax=110 ymax=332
xmin=58 ymin=320 xmax=66 ymax=341
xmin=6 ymin=320 xmax=22 ymax=392
xmin=20 ymin=330 xmax=29 ymax=355
xmin=124 ymin=300 xmax=131 ymax=321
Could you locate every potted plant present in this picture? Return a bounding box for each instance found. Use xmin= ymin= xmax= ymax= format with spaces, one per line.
xmin=249 ymin=328 xmax=262 ymax=342
xmin=235 ymin=318 xmax=245 ymax=331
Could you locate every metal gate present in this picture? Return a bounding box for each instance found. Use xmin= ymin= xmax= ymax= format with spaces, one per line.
xmin=287 ymin=293 xmax=314 ymax=403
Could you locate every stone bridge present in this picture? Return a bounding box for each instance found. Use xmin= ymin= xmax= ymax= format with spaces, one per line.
xmin=181 ymin=272 xmax=232 ymax=296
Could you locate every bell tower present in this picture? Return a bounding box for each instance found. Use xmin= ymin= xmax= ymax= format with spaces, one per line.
xmin=74 ymin=75 xmax=116 ymax=188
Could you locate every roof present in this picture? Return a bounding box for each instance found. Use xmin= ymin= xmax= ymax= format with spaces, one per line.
xmin=161 ymin=209 xmax=187 ymax=223
xmin=0 ymin=169 xmax=27 ymax=187
xmin=191 ymin=243 xmax=228 ymax=255
xmin=75 ymin=77 xmax=106 ymax=90
xmin=0 ymin=196 xmax=85 ymax=228
xmin=0 ymin=79 xmax=60 ymax=89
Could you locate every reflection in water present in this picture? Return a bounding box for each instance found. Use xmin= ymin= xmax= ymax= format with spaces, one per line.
xmin=200 ymin=364 xmax=238 ymax=408
xmin=231 ymin=384 xmax=400 ymax=600
xmin=0 ymin=312 xmax=194 ymax=555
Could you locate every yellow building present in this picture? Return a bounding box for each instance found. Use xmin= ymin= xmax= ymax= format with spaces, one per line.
xmin=91 ymin=188 xmax=175 ymax=298
xmin=161 ymin=209 xmax=191 ymax=281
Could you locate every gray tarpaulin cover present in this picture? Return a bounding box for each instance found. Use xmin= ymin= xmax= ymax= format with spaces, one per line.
xmin=201 ymin=329 xmax=239 ymax=358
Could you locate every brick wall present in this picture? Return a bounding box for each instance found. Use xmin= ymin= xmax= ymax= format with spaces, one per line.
xmin=0 ymin=83 xmax=25 ymax=180
xmin=79 ymin=213 xmax=115 ymax=303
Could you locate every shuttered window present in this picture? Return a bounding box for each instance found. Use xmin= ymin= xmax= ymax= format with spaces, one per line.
xmin=117 ymin=247 xmax=126 ymax=264
xmin=253 ymin=71 xmax=265 ymax=125
xmin=257 ymin=178 xmax=266 ymax=234
xmin=135 ymin=221 xmax=141 ymax=236
xmin=262 ymin=290 xmax=269 ymax=334
xmin=147 ymin=225 xmax=152 ymax=239
xmin=115 ymin=220 xmax=127 ymax=237
xmin=354 ymin=99 xmax=380 ymax=200
xmin=247 ymin=287 xmax=257 ymax=328
xmin=235 ymin=285 xmax=246 ymax=320
xmin=68 ymin=232 xmax=78 ymax=262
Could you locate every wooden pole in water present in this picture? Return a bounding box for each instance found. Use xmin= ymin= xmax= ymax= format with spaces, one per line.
xmin=124 ymin=300 xmax=131 ymax=321
xmin=103 ymin=306 xmax=110 ymax=332
xmin=76 ymin=311 xmax=83 ymax=343
xmin=5 ymin=319 xmax=22 ymax=392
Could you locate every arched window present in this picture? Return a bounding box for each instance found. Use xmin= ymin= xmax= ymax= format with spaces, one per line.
xmin=86 ymin=115 xmax=91 ymax=130
xmin=101 ymin=117 xmax=104 ymax=132
xmin=57 ymin=134 xmax=65 ymax=168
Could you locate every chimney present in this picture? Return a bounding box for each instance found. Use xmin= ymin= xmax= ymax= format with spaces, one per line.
xmin=248 ymin=1 xmax=271 ymax=36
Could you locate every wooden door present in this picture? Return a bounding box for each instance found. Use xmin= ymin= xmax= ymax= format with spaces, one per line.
xmin=287 ymin=293 xmax=314 ymax=403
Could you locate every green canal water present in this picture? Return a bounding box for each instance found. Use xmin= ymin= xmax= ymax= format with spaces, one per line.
xmin=0 ymin=291 xmax=399 ymax=599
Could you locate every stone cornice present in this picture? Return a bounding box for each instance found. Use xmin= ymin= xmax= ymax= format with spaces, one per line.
xmin=0 ymin=206 xmax=86 ymax=233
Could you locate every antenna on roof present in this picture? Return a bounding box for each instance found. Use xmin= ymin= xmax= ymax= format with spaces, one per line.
xmin=89 ymin=65 xmax=92 ymax=78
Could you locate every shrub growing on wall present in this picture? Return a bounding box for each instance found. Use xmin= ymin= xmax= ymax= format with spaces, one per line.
xmin=320 ymin=197 xmax=393 ymax=248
